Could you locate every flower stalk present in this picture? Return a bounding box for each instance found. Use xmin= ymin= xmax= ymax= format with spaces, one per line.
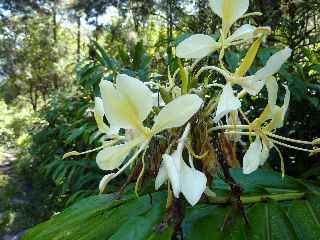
xmin=208 ymin=192 xmax=308 ymax=204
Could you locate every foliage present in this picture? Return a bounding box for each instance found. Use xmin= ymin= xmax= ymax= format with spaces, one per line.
xmin=26 ymin=92 xmax=101 ymax=205
xmin=19 ymin=40 xmax=154 ymax=209
xmin=0 ymin=99 xmax=37 ymax=151
xmin=22 ymin=169 xmax=320 ymax=240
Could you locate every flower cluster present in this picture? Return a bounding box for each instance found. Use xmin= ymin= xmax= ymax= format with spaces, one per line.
xmin=64 ymin=0 xmax=319 ymax=206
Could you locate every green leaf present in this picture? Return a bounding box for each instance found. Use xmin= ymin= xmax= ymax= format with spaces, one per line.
xmin=247 ymin=202 xmax=298 ymax=240
xmin=225 ymin=51 xmax=240 ymax=72
xmin=22 ymin=170 xmax=320 ymax=240
xmin=22 ymin=192 xmax=166 ymax=240
xmin=310 ymin=64 xmax=320 ymax=73
xmin=307 ymin=96 xmax=319 ymax=108
xmin=288 ymin=196 xmax=320 ymax=240
xmin=213 ymin=168 xmax=310 ymax=194
xmin=65 ymin=125 xmax=87 ymax=143
xmin=183 ymin=205 xmax=247 ymax=240
xmin=183 ymin=205 xmax=228 ymax=240
xmin=109 ymin=202 xmax=164 ymax=240
xmin=147 ymin=226 xmax=174 ymax=240
xmin=92 ymin=41 xmax=118 ymax=71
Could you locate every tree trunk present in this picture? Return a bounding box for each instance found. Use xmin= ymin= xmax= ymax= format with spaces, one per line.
xmin=95 ymin=14 xmax=98 ymax=41
xmin=77 ymin=15 xmax=81 ymax=63
xmin=29 ymin=84 xmax=38 ymax=111
xmin=53 ymin=1 xmax=57 ymax=43
xmin=166 ymin=0 xmax=174 ymax=69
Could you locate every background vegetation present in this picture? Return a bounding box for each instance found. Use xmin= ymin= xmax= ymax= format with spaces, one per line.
xmin=0 ymin=0 xmax=319 ymax=238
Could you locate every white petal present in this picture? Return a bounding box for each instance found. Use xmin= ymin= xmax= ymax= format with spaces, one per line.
xmin=94 ymin=97 xmax=109 ymax=133
xmin=152 ymin=94 xmax=203 ymax=134
xmin=282 ymin=85 xmax=290 ymax=116
xmin=259 ymin=142 xmax=270 ymax=166
xmin=176 ymin=124 xmax=190 ymax=158
xmin=266 ymin=76 xmax=279 ymax=111
xmin=163 ymin=154 xmax=181 ymax=198
xmin=209 ymin=0 xmax=249 ymax=31
xmin=153 ymin=93 xmax=165 ymax=107
xmin=155 ymin=161 xmax=168 ymax=190
xmin=240 ymin=78 xmax=265 ymax=96
xmin=214 ymin=83 xmax=241 ymax=122
xmin=107 ymin=126 xmax=120 ymax=136
xmin=227 ymin=24 xmax=256 ymax=42
xmin=176 ymin=34 xmax=219 ymax=59
xmin=268 ymin=85 xmax=290 ymax=130
xmin=116 ymin=74 xmax=153 ymax=122
xmin=99 ymin=173 xmax=114 ymax=193
xmin=180 ymin=161 xmax=207 ymax=206
xmin=99 ymin=80 xmax=141 ymax=129
xmin=94 ymin=97 xmax=105 ymax=116
xmin=96 ymin=139 xmax=141 ymax=170
xmin=254 ymin=47 xmax=292 ymax=80
xmin=243 ymin=137 xmax=262 ymax=174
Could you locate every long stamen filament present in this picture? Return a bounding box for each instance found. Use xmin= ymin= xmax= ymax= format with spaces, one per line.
xmin=240 ymin=12 xmax=263 ymax=19
xmin=112 ymin=143 xmax=148 ymax=180
xmin=63 ymin=139 xmax=119 ymax=159
xmin=224 ymin=131 xmax=253 ymax=136
xmin=265 ymin=131 xmax=315 ymax=146
xmin=135 ymin=147 xmax=147 ymax=196
xmin=273 ymin=145 xmax=285 ymax=178
xmin=239 ymin=109 xmax=251 ymax=125
xmin=208 ymin=125 xmax=250 ymax=133
xmin=270 ymin=139 xmax=314 ymax=153
xmin=195 ymin=66 xmax=229 ymax=80
xmin=223 ymin=130 xmax=315 ymax=153
xmin=206 ymin=83 xmax=225 ymax=89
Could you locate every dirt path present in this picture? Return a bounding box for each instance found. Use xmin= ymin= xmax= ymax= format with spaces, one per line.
xmin=0 ymin=151 xmax=26 ymax=240
xmin=0 ymin=152 xmax=16 ymax=172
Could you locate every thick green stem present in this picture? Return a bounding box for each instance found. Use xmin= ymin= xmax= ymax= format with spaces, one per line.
xmin=208 ymin=192 xmax=306 ymax=204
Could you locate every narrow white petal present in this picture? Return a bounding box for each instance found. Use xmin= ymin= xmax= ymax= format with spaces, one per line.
xmin=227 ymin=24 xmax=256 ymax=42
xmin=180 ymin=160 xmax=207 ymax=206
xmin=254 ymin=47 xmax=292 ymax=80
xmin=94 ymin=97 xmax=109 ymax=133
xmin=176 ymin=34 xmax=219 ymax=59
xmin=153 ymin=93 xmax=165 ymax=107
xmin=94 ymin=97 xmax=105 ymax=116
xmin=108 ymin=126 xmax=120 ymax=136
xmin=175 ymin=124 xmax=190 ymax=158
xmin=163 ymin=154 xmax=181 ymax=198
xmin=214 ymin=83 xmax=241 ymax=122
xmin=243 ymin=137 xmax=263 ymax=174
xmin=267 ymin=85 xmax=290 ymax=130
xmin=282 ymin=85 xmax=290 ymax=116
xmin=99 ymin=173 xmax=114 ymax=193
xmin=240 ymin=77 xmax=265 ymax=96
xmin=116 ymin=74 xmax=153 ymax=122
xmin=96 ymin=139 xmax=141 ymax=170
xmin=155 ymin=161 xmax=168 ymax=190
xmin=99 ymin=80 xmax=141 ymax=129
xmin=259 ymin=142 xmax=271 ymax=166
xmin=266 ymin=76 xmax=279 ymax=111
xmin=152 ymin=94 xmax=203 ymax=134
xmin=209 ymin=0 xmax=249 ymax=31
